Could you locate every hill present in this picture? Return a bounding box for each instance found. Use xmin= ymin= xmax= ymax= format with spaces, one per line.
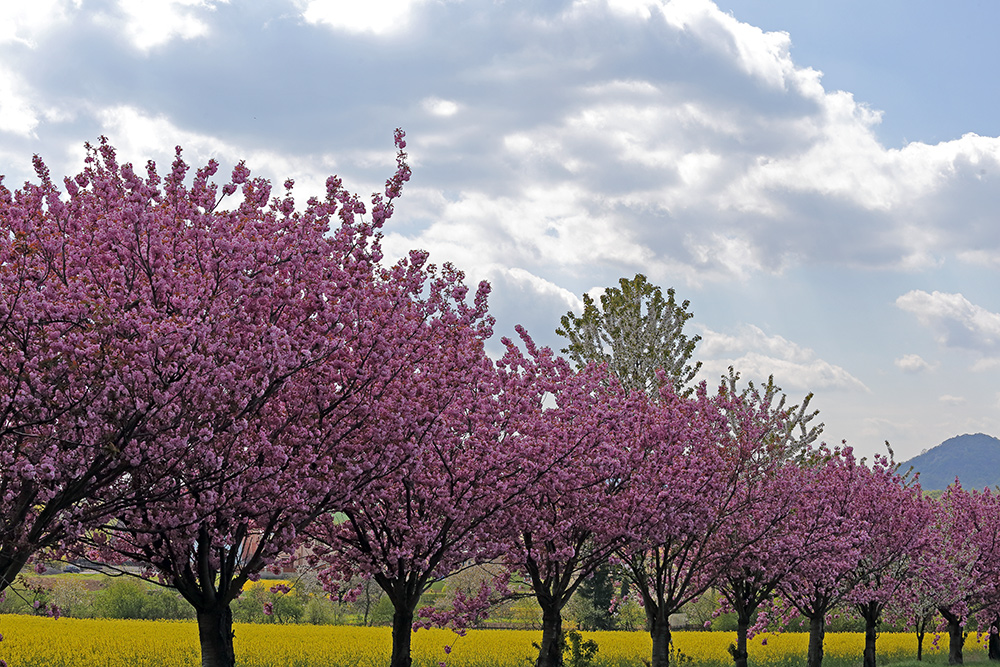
xmin=901 ymin=433 xmax=1000 ymax=491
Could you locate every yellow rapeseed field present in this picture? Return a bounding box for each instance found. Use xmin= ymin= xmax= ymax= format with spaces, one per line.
xmin=0 ymin=614 xmax=987 ymax=667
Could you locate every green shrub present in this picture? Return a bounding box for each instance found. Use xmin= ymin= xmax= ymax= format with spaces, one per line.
xmin=0 ymin=578 xmax=49 ymax=615
xmin=91 ymin=578 xmax=194 ymax=620
xmin=302 ymin=596 xmax=338 ymax=625
xmin=233 ymin=584 xmax=306 ymax=624
xmin=370 ymin=595 xmax=395 ymax=626
xmin=144 ymin=586 xmax=195 ymax=620
xmin=49 ymin=579 xmax=97 ymax=618
xmin=93 ymin=579 xmax=148 ymax=619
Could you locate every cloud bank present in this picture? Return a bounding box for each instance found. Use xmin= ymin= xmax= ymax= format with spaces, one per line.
xmin=896 ymin=290 xmax=1000 ymax=361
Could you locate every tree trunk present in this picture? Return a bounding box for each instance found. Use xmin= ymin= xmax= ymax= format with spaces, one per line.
xmin=988 ymin=617 xmax=1000 ymax=661
xmin=0 ymin=553 xmax=28 ymax=593
xmin=391 ymin=603 xmax=415 ymax=667
xmin=916 ymin=630 xmax=924 ymax=661
xmin=863 ymin=614 xmax=877 ymax=667
xmin=859 ymin=601 xmax=879 ymax=667
xmin=807 ymin=614 xmax=825 ymax=667
xmin=536 ymin=600 xmax=564 ymax=667
xmin=730 ymin=614 xmax=750 ymax=667
xmin=648 ymin=604 xmax=672 ymax=667
xmin=941 ymin=610 xmax=964 ymax=665
xmin=196 ymin=605 xmax=236 ymax=667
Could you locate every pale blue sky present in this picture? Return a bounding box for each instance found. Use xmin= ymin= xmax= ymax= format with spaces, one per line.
xmin=2 ymin=0 xmax=999 ymax=461
xmin=716 ymin=0 xmax=1000 ymax=146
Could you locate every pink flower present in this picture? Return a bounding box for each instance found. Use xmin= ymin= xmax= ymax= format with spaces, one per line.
xmin=263 ymin=602 xmax=273 ymax=616
xmin=444 ymin=646 xmax=452 ymax=654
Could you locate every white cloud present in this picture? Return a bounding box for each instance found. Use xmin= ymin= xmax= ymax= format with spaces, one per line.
xmin=422 ymin=97 xmax=460 ymax=118
xmin=502 ymin=268 xmax=584 ymax=314
xmin=958 ymin=250 xmax=1000 ymax=268
xmin=97 ymin=105 xmax=230 ymax=163
xmin=972 ymin=358 xmax=1000 ymax=372
xmin=896 ymin=290 xmax=1000 ymax=354
xmin=0 ymin=0 xmax=77 ymax=47
xmin=698 ymin=324 xmax=811 ymax=363
xmin=696 ymin=324 xmax=867 ymax=392
xmin=895 ymin=353 xmax=935 ymax=374
xmin=298 ymin=0 xmax=427 ymax=35
xmin=108 ymin=0 xmax=219 ymax=52
xmin=939 ymin=395 xmax=966 ymax=406
xmin=0 ymin=66 xmax=39 ymax=136
xmin=0 ymin=0 xmax=74 ymax=135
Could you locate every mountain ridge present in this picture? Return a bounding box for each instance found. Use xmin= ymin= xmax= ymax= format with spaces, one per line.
xmin=900 ymin=432 xmax=1000 ymax=491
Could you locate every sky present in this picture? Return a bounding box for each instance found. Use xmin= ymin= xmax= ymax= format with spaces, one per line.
xmin=2 ymin=0 xmax=999 ymax=462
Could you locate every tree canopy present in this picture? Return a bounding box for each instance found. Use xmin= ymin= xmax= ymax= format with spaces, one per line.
xmin=556 ymin=274 xmax=701 ymax=397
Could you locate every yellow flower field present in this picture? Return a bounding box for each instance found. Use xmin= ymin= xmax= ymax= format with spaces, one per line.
xmin=0 ymin=615 xmax=986 ymax=667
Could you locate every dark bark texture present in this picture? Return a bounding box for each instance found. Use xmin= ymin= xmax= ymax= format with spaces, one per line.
xmin=197 ymin=606 xmax=236 ymax=667
xmin=536 ymin=601 xmax=565 ymax=667
xmin=648 ymin=604 xmax=672 ymax=667
xmin=807 ymin=614 xmax=826 ymax=667
xmin=729 ymin=616 xmax=750 ymax=667
xmin=858 ymin=600 xmax=880 ymax=667
xmin=988 ymin=615 xmax=1000 ymax=661
xmin=940 ymin=609 xmax=964 ymax=665
xmin=391 ymin=605 xmax=415 ymax=667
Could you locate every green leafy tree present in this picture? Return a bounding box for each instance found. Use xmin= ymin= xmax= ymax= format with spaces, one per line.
xmin=575 ymin=565 xmax=616 ymax=630
xmin=558 ymin=275 xmax=820 ymax=462
xmin=557 ymin=275 xmax=701 ymax=397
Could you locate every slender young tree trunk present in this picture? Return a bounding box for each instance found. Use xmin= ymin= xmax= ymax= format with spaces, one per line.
xmin=859 ymin=601 xmax=880 ymax=667
xmin=648 ymin=605 xmax=672 ymax=667
xmin=391 ymin=603 xmax=416 ymax=667
xmin=363 ymin=585 xmax=373 ymax=627
xmin=196 ymin=605 xmax=236 ymax=667
xmin=941 ymin=610 xmax=964 ymax=665
xmin=916 ymin=630 xmax=925 ymax=661
xmin=536 ymin=600 xmax=564 ymax=667
xmin=807 ymin=614 xmax=826 ymax=667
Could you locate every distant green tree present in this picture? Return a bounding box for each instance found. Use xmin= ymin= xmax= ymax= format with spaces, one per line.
xmin=576 ymin=565 xmax=616 ymax=630
xmin=557 ymin=275 xmax=701 ymax=398
xmin=558 ymin=275 xmax=821 ymax=461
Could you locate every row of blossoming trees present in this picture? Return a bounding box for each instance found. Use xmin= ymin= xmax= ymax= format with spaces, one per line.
xmin=0 ymin=136 xmax=997 ymax=667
